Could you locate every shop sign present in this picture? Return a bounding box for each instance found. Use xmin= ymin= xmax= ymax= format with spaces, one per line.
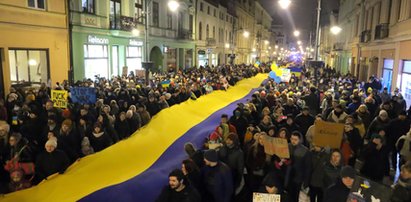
xmin=129 ymin=39 xmax=143 ymax=46
xmin=88 ymin=35 xmax=109 ymax=44
xmin=198 ymin=50 xmax=206 ymax=55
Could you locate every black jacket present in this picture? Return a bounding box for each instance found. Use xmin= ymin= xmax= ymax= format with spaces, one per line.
xmin=35 ymin=149 xmax=70 ymax=183
xmin=360 ymin=143 xmax=390 ymax=182
xmin=323 ymin=178 xmax=350 ymax=202
xmin=156 ymin=184 xmax=201 ymax=202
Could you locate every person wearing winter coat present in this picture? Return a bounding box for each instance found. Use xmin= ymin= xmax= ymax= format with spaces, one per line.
xmin=360 ymin=134 xmax=390 ymax=182
xmin=396 ymin=129 xmax=411 ymax=166
xmin=287 ymin=131 xmax=312 ymax=202
xmin=156 ymin=169 xmax=201 ymax=202
xmin=388 ymin=111 xmax=411 ymax=170
xmin=57 ymin=119 xmax=80 ymax=163
xmin=246 ymin=134 xmax=269 ymax=192
xmin=391 ymin=161 xmax=411 ymax=202
xmin=34 ymin=139 xmax=70 ymax=184
xmin=322 ymin=150 xmax=343 ymax=190
xmin=366 ymin=110 xmax=391 ymax=141
xmin=327 ymin=104 xmax=348 ymax=124
xmin=294 ymin=107 xmax=315 ymax=138
xmin=309 ymin=146 xmax=329 ymax=202
xmin=88 ymin=122 xmax=113 ymax=152
xmin=323 ymin=166 xmax=356 ymax=202
xmin=341 ymin=123 xmax=362 ymax=167
xmin=181 ymin=159 xmax=201 ymax=192
xmin=115 ymin=112 xmax=131 ymax=139
xmin=201 ymin=149 xmax=233 ymax=202
xmin=218 ymin=133 xmax=245 ymax=195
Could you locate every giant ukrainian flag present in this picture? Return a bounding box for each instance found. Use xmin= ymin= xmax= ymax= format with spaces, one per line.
xmin=2 ymin=74 xmax=268 ymax=202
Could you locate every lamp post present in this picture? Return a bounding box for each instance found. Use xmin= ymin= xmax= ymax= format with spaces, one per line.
xmin=142 ymin=0 xmax=154 ymax=85
xmin=314 ymin=0 xmax=321 ymax=61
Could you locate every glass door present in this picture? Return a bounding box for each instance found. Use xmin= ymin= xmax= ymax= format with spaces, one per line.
xmin=382 ymin=59 xmax=393 ymax=91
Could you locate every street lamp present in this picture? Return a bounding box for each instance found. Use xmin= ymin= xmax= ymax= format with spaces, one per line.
xmin=275 ymin=45 xmax=279 ymax=49
xmin=264 ymin=40 xmax=269 ymax=45
xmin=293 ymin=30 xmax=300 ymax=37
xmin=132 ymin=28 xmax=140 ymax=36
xmin=297 ymin=40 xmax=302 ymax=45
xmin=225 ymin=43 xmax=230 ymax=48
xmin=168 ymin=0 xmax=180 ymax=12
xmin=278 ymin=0 xmax=291 ymax=9
xmin=330 ymin=25 xmax=342 ymax=35
xmin=243 ymin=31 xmax=250 ymax=38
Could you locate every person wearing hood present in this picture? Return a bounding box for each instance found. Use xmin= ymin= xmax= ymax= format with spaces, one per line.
xmin=354 ymin=104 xmax=371 ymax=130
xmin=88 ymin=122 xmax=113 ymax=152
xmin=391 ymin=161 xmax=411 ymax=202
xmin=218 ymin=133 xmax=245 ymax=196
xmin=323 ymin=166 xmax=356 ymax=202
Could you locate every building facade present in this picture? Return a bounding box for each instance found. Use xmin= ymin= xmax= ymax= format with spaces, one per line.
xmin=0 ymin=0 xmax=70 ymax=97
xmin=333 ymin=0 xmax=411 ymax=106
xmin=70 ymin=0 xmax=196 ymax=81
xmin=254 ymin=1 xmax=274 ymax=62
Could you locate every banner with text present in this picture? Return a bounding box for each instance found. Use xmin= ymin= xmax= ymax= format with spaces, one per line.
xmin=70 ymin=87 xmax=96 ymax=105
xmin=51 ymin=90 xmax=68 ymax=108
xmin=263 ymin=137 xmax=290 ymax=159
xmin=313 ymin=121 xmax=344 ymax=148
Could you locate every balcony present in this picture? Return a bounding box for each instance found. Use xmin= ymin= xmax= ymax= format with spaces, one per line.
xmin=150 ymin=27 xmax=177 ymax=38
xmin=177 ymin=29 xmax=193 ymax=40
xmin=360 ymin=30 xmax=371 ymax=43
xmin=333 ymin=42 xmax=344 ymax=51
xmin=374 ymin=23 xmax=389 ymax=40
xmin=206 ymin=38 xmax=216 ymax=46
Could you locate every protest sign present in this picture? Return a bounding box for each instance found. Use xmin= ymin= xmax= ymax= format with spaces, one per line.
xmin=70 ymin=87 xmax=96 ymax=104
xmin=313 ymin=121 xmax=344 ymax=148
xmin=252 ymin=193 xmax=281 ymax=202
xmin=281 ymin=68 xmax=291 ymax=82
xmin=347 ymin=176 xmax=392 ymax=202
xmin=263 ymin=137 xmax=290 ymax=159
xmin=51 ymin=90 xmax=68 ymax=108
xmin=122 ymin=66 xmax=128 ymax=77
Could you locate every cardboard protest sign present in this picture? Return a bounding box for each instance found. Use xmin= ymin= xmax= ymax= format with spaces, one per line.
xmin=263 ymin=137 xmax=290 ymax=159
xmin=51 ymin=90 xmax=68 ymax=108
xmin=70 ymin=87 xmax=96 ymax=104
xmin=313 ymin=120 xmax=344 ymax=148
xmin=347 ymin=176 xmax=392 ymax=202
xmin=252 ymin=193 xmax=281 ymax=202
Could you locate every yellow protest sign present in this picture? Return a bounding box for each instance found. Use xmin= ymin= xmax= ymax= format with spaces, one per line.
xmin=313 ymin=120 xmax=344 ymax=148
xmin=253 ymin=193 xmax=281 ymax=202
xmin=263 ymin=136 xmax=290 ymax=159
xmin=51 ymin=90 xmax=68 ymax=108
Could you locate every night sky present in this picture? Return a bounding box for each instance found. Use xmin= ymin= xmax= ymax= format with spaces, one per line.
xmin=260 ymin=0 xmax=340 ymax=42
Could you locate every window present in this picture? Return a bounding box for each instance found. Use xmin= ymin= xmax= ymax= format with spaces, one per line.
xmin=28 ymin=0 xmax=45 ymax=9
xmin=84 ymin=44 xmax=109 ymax=79
xmin=167 ymin=10 xmax=172 ymax=29
xmin=135 ymin=0 xmax=143 ymax=23
xmin=207 ymin=6 xmax=210 ymax=15
xmin=126 ymin=46 xmax=143 ymax=71
xmin=382 ymin=59 xmax=394 ymax=91
xmin=214 ymin=9 xmax=216 ymax=17
xmin=213 ymin=26 xmax=215 ymax=39
xmin=401 ymin=60 xmax=411 ymax=108
xmin=226 ymin=15 xmax=229 ymax=22
xmin=189 ymin=15 xmax=193 ymax=35
xmin=206 ymin=24 xmax=209 ymax=38
xmin=82 ymin=0 xmax=94 ymax=13
xmin=200 ymin=2 xmax=203 ymax=11
xmin=199 ymin=22 xmax=202 ymax=40
xmin=8 ymin=49 xmax=49 ymax=84
xmin=152 ymin=2 xmax=159 ymax=27
xmin=109 ymin=0 xmax=121 ymax=29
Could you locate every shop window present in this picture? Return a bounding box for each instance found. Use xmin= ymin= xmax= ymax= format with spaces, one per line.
xmin=382 ymin=59 xmax=393 ymax=91
xmin=126 ymin=46 xmax=143 ymax=71
xmin=82 ymin=0 xmax=94 ymax=13
xmin=110 ymin=0 xmax=121 ymax=30
xmin=135 ymin=0 xmax=143 ymax=23
xmin=84 ymin=44 xmax=109 ymax=79
xmin=8 ymin=49 xmax=49 ymax=84
xmin=28 ymin=0 xmax=45 ymax=9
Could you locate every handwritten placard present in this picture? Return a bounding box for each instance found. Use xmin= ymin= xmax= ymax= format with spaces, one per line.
xmin=263 ymin=137 xmax=290 ymax=159
xmin=313 ymin=120 xmax=344 ymax=148
xmin=51 ymin=90 xmax=68 ymax=108
xmin=253 ymin=193 xmax=281 ymax=202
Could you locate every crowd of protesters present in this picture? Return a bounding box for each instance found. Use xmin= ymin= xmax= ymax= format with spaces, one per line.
xmin=157 ymin=65 xmax=411 ymax=202
xmin=0 ymin=64 xmax=266 ymax=194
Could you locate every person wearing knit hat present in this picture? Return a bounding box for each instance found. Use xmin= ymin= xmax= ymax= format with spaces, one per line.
xmin=202 ymin=149 xmax=233 ymax=202
xmin=324 ymin=166 xmax=356 ymax=202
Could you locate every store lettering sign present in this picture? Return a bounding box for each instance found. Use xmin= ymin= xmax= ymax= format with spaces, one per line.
xmin=129 ymin=39 xmax=143 ymax=46
xmin=88 ymin=35 xmax=109 ymax=44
